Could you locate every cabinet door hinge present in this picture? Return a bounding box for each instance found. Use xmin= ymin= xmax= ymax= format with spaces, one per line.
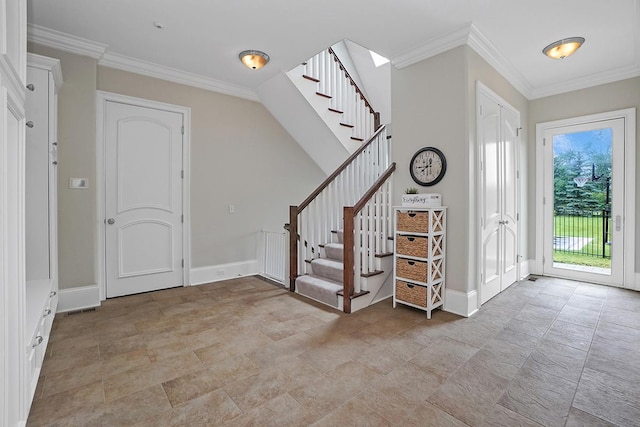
xmin=543 ymin=138 xmax=546 ymax=146
xmin=182 ymin=259 xmax=184 ymax=268
xmin=479 ymin=105 xmax=483 ymax=116
xmin=542 ymin=256 xmax=545 ymax=264
xmin=181 ymin=214 xmax=184 ymax=223
xmin=516 ymin=213 xmax=520 ymax=221
xmin=181 ymin=170 xmax=184 ymax=178
xmin=181 ymin=126 xmax=184 ymax=135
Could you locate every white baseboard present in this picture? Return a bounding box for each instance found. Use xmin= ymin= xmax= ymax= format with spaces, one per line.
xmin=190 ymin=260 xmax=259 ymax=286
xmin=57 ymin=285 xmax=101 ymax=313
xmin=444 ymin=288 xmax=478 ymax=318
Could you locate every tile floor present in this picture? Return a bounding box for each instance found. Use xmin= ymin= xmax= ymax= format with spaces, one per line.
xmin=28 ymin=276 xmax=640 ymax=426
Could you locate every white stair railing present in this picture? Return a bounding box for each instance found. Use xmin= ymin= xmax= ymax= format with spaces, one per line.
xmin=303 ymin=48 xmax=380 ymax=141
xmin=289 ymin=126 xmax=394 ymax=313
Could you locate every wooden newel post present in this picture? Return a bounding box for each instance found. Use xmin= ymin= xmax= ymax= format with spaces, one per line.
xmin=343 ymin=206 xmax=355 ymax=314
xmin=289 ymin=206 xmax=298 ymax=292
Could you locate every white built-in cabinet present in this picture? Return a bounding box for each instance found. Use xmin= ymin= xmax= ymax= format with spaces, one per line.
xmin=2 ymin=1 xmax=28 ymax=425
xmin=24 ymin=53 xmax=62 ymax=414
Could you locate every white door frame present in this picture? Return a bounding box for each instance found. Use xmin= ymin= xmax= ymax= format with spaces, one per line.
xmin=96 ymin=91 xmax=191 ymax=300
xmin=535 ymin=108 xmax=636 ymax=289
xmin=476 ymin=81 xmax=521 ymax=307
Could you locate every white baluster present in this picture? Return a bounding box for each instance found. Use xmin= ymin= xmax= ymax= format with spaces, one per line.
xmin=375 ymin=191 xmax=382 ymax=253
xmin=368 ymin=202 xmax=374 ymax=274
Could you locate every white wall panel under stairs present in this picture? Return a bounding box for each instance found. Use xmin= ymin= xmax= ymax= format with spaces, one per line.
xmin=256 ymin=72 xmax=351 ymax=175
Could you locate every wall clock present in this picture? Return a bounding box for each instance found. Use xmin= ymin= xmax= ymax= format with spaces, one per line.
xmin=409 ymin=147 xmax=447 ymax=186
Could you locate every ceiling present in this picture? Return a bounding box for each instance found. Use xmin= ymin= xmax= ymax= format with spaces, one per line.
xmin=27 ymin=0 xmax=640 ymax=100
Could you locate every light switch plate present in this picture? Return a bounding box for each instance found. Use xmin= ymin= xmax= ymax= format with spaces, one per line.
xmin=69 ymin=178 xmax=88 ymax=189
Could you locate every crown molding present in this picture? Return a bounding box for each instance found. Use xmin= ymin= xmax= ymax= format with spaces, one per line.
xmin=466 ymin=25 xmax=533 ymax=99
xmin=27 ymin=24 xmax=107 ymax=59
xmin=530 ymin=64 xmax=640 ymax=99
xmin=392 ymin=25 xmax=471 ymax=69
xmin=27 ymin=24 xmax=259 ymax=101
xmin=99 ymin=52 xmax=259 ymax=102
xmin=392 ymin=24 xmax=533 ymax=99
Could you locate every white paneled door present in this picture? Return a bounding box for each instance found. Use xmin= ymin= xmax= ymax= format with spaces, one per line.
xmin=105 ymin=101 xmax=184 ymax=298
xmin=478 ymin=85 xmax=520 ymax=305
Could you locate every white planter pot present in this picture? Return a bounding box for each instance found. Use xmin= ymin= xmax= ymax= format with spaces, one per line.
xmin=402 ymin=194 xmax=442 ymax=207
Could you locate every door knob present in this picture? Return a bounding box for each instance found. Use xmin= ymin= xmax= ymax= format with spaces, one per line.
xmin=107 ymin=218 xmax=115 ymax=225
xmin=26 ymin=121 xmax=34 ymax=128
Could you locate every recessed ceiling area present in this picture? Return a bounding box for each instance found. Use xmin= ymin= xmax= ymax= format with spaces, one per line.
xmin=26 ymin=0 xmax=640 ymax=100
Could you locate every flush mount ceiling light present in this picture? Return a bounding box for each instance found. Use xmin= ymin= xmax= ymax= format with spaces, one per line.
xmin=239 ymin=50 xmax=270 ymax=70
xmin=543 ymin=37 xmax=585 ymax=59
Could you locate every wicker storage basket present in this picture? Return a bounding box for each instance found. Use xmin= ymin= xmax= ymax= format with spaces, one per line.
xmin=395 ymin=280 xmax=427 ymax=307
xmin=397 ymin=211 xmax=429 ymax=232
xmin=396 ymin=235 xmax=428 ymax=258
xmin=396 ymin=258 xmax=427 ymax=282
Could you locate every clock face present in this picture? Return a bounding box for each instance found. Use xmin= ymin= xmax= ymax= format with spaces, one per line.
xmin=410 ymin=147 xmax=447 ymax=186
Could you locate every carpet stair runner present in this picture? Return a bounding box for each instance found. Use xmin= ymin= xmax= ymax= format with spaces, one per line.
xmin=296 ymin=230 xmax=346 ymax=307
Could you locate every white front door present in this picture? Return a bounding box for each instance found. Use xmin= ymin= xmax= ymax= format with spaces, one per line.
xmin=541 ymin=118 xmax=625 ymax=286
xmin=105 ymin=101 xmax=184 ymax=298
xmin=478 ymin=86 xmax=520 ymax=305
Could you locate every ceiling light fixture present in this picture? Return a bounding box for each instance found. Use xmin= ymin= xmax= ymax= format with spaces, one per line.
xmin=542 ymin=37 xmax=585 ymax=59
xmin=239 ymin=50 xmax=270 ymax=70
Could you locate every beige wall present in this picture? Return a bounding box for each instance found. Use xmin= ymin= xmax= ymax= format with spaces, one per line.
xmin=27 ymin=43 xmax=326 ymax=289
xmin=391 ymin=47 xmax=469 ymax=293
xmin=529 ymin=77 xmax=640 ymax=272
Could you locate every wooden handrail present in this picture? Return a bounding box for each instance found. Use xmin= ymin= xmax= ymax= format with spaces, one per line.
xmin=295 ymin=125 xmax=386 ymax=213
xmin=353 ymin=163 xmax=396 ymax=215
xmin=342 ymin=163 xmax=396 ymax=313
xmin=328 ymin=47 xmax=376 ymax=116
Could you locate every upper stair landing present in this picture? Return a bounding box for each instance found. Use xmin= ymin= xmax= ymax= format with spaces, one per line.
xmin=257 ymin=43 xmax=386 ymax=175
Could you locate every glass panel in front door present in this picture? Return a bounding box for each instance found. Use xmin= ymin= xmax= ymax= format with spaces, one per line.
xmin=552 ymin=128 xmax=612 ymax=274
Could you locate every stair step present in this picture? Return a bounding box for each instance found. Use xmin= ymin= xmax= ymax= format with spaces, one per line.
xmin=350 ymin=136 xmax=364 ymax=142
xmin=302 ymin=74 xmax=320 ymax=83
xmin=296 ymin=275 xmax=342 ymax=308
xmin=339 ymin=122 xmax=354 ymax=128
xmin=324 ymin=243 xmax=344 ymax=261
xmin=361 ymin=270 xmax=383 ymax=278
xmin=310 ymin=258 xmax=343 ymax=283
xmin=337 ymin=289 xmax=371 ymax=299
xmin=316 ymin=92 xmax=332 ymax=99
xmin=328 ymin=108 xmax=343 ymax=114
xmin=375 ymin=252 xmax=393 ymax=258
xmin=331 ymin=229 xmax=344 ymax=244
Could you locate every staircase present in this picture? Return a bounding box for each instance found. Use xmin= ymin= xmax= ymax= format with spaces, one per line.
xmin=279 ymin=45 xmax=395 ymax=313
xmin=289 ymin=126 xmax=396 ymax=313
